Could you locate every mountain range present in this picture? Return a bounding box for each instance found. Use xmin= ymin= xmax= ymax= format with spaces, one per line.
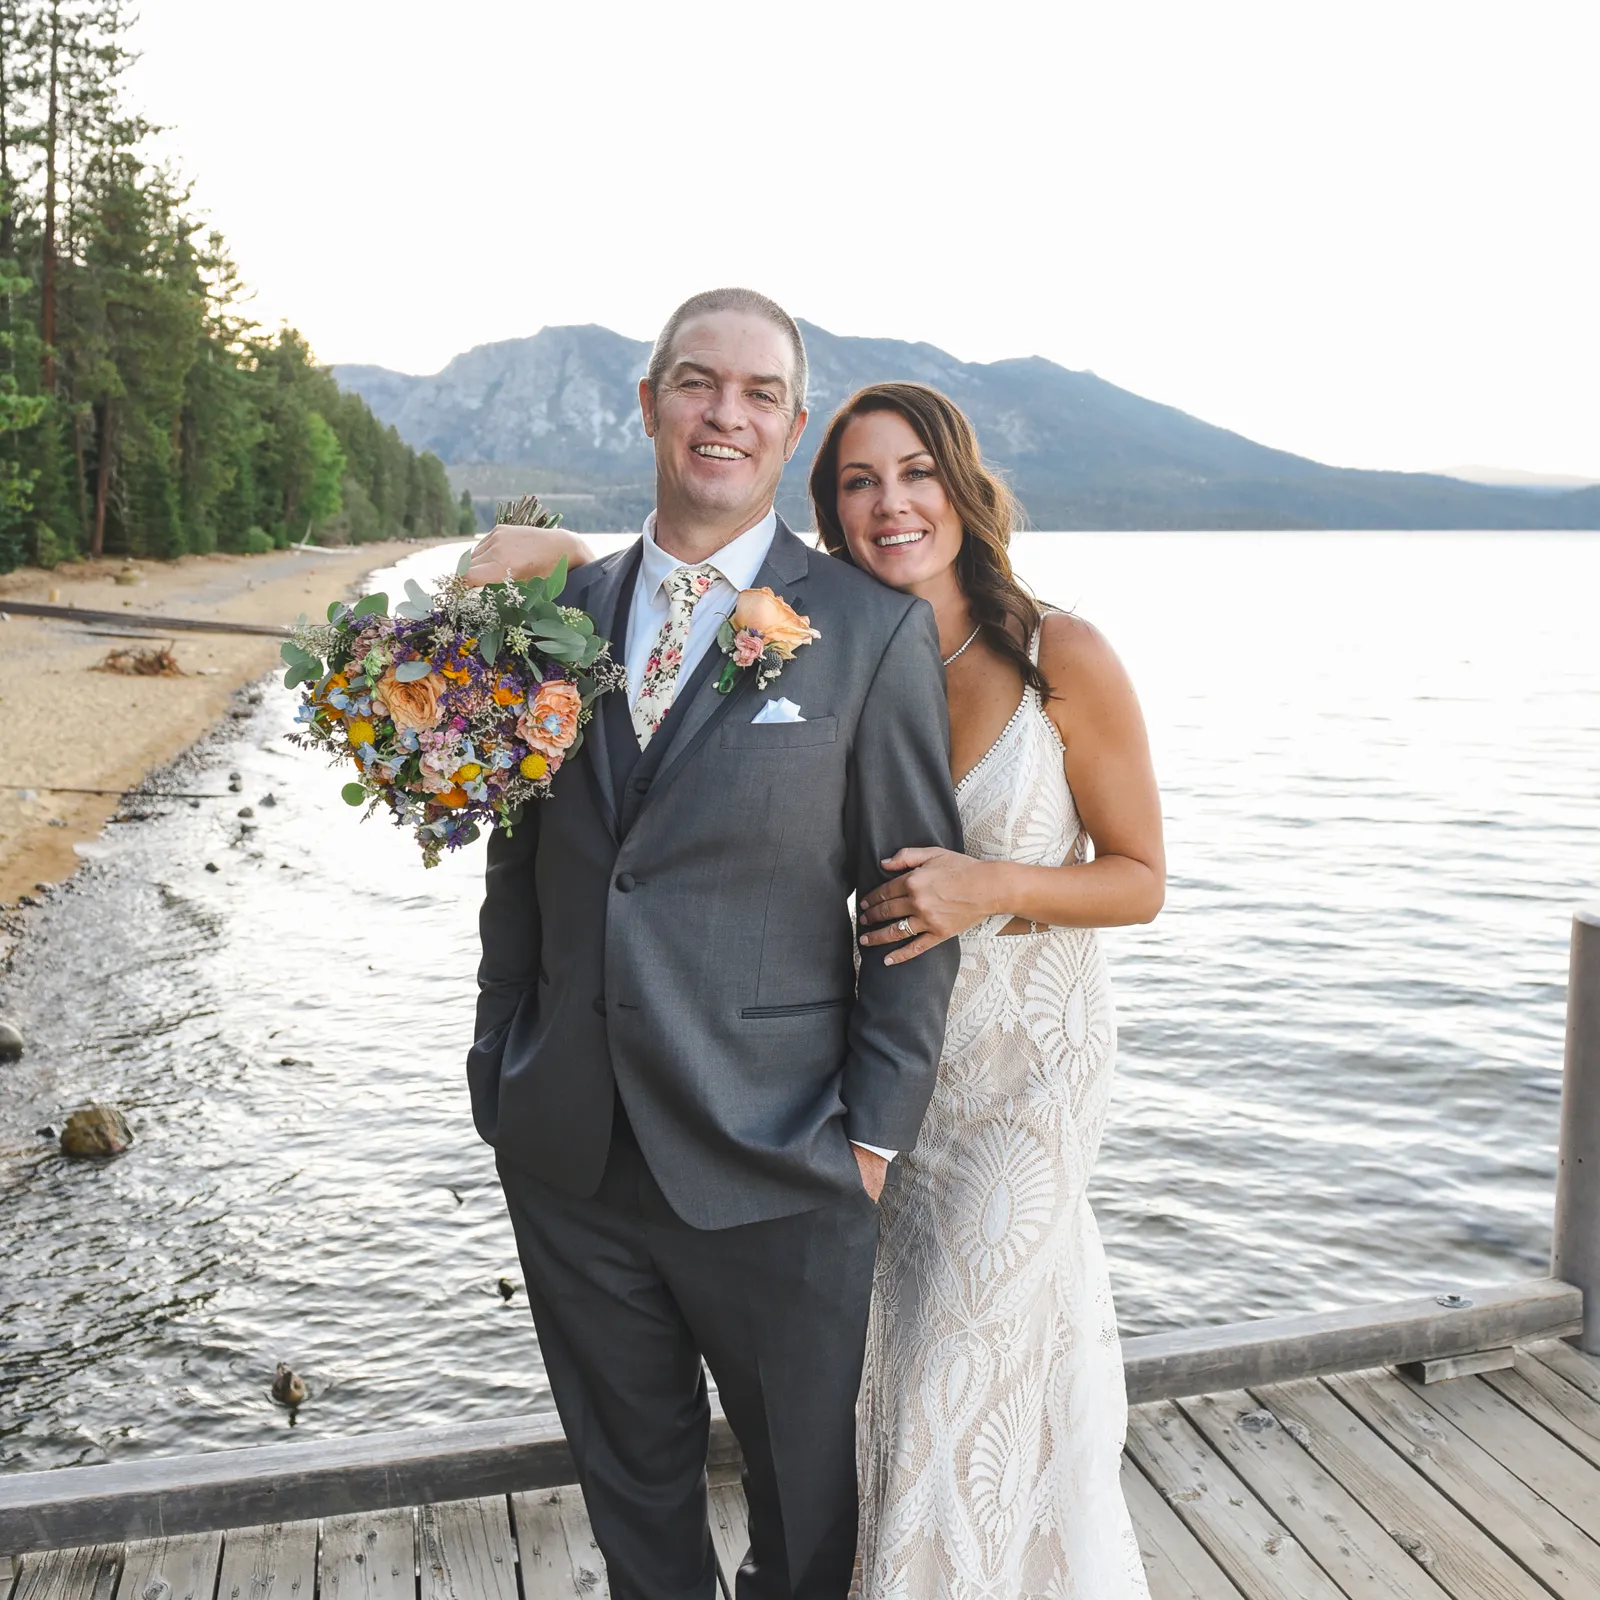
xmin=334 ymin=323 xmax=1600 ymax=532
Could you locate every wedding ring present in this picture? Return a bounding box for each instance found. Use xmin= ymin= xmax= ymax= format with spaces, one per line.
xmin=896 ymin=918 xmax=913 ymax=936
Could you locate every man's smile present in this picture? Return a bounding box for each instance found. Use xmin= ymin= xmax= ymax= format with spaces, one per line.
xmin=692 ymin=443 xmax=749 ymax=460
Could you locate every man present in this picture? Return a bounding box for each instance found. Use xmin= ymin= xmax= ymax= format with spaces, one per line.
xmin=467 ymin=288 xmax=962 ymax=1599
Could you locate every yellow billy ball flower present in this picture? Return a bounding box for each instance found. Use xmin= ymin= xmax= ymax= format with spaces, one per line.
xmin=520 ymin=752 xmax=549 ymax=780
xmin=452 ymin=762 xmax=483 ymax=784
xmin=346 ymin=719 xmax=377 ymax=747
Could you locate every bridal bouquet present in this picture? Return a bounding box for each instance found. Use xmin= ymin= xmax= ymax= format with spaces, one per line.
xmin=282 ymin=497 xmax=624 ymax=865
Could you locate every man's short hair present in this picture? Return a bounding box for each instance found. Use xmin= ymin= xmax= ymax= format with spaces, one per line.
xmin=646 ymin=288 xmax=808 ymax=415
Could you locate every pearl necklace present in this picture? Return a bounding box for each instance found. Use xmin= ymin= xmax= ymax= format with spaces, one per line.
xmin=942 ymin=624 xmax=982 ymax=667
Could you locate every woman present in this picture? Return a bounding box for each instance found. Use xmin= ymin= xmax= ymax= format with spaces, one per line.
xmin=468 ymin=382 xmax=1164 ymax=1597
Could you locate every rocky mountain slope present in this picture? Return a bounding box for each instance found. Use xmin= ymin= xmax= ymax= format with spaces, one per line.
xmin=335 ymin=323 xmax=1600 ymax=532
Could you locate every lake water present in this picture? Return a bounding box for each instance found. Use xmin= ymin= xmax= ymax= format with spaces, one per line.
xmin=2 ymin=530 xmax=1597 ymax=1471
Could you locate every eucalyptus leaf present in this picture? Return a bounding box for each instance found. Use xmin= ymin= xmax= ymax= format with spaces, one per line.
xmin=478 ymin=629 xmax=503 ymax=665
xmin=716 ymin=618 xmax=736 ymax=650
xmin=456 ymin=549 xmax=473 ymax=577
xmin=394 ymin=659 xmax=435 ymax=682
xmin=341 ymin=782 xmax=367 ymax=806
xmin=326 ymin=601 xmax=342 ymax=622
xmin=546 ymin=555 xmax=568 ymax=599
xmin=352 ymin=592 xmax=389 ymax=619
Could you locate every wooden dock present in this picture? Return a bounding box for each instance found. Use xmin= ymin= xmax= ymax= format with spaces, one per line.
xmin=4 ymin=913 xmax=1600 ymax=1598
xmin=4 ymin=1334 xmax=1598 ymax=1600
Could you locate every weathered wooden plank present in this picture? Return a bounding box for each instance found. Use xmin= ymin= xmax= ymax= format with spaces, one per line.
xmin=1118 ymin=1456 xmax=1243 ymax=1600
xmin=554 ymin=1493 xmax=605 ymax=1599
xmin=1179 ymin=1388 xmax=1449 ymax=1598
xmin=1261 ymin=1377 xmax=1554 ymax=1600
xmin=1124 ymin=1401 xmax=1345 ymax=1600
xmin=1123 ymin=1278 xmax=1581 ymax=1404
xmin=1552 ymin=908 xmax=1600 ymax=1354
xmin=10 ymin=1545 xmax=121 ymax=1600
xmin=1396 ymin=1370 xmax=1600 ymax=1541
xmin=707 ymin=1483 xmax=747 ymax=1596
xmin=1482 ymin=1351 xmax=1600 ymax=1470
xmin=1401 ymin=1349 xmax=1515 ymax=1385
xmin=0 ymin=1411 xmax=745 ymax=1555
xmin=509 ymin=1488 xmax=607 ymax=1599
xmin=118 ymin=1533 xmax=223 ymax=1600
xmin=1524 ymin=1338 xmax=1600 ymax=1406
xmin=214 ymin=1523 xmax=317 ymax=1600
xmin=0 ymin=1414 xmax=571 ymax=1553
xmin=1329 ymin=1367 xmax=1600 ymax=1598
xmin=417 ymin=1500 xmax=515 ymax=1600
xmin=319 ymin=1510 xmax=416 ymax=1600
xmin=506 ymin=1491 xmax=566 ymax=1598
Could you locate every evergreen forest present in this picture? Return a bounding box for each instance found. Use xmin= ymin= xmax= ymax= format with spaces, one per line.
xmin=0 ymin=0 xmax=471 ymax=575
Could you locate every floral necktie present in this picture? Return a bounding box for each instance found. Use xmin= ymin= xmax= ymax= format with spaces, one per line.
xmin=631 ymin=562 xmax=720 ymax=747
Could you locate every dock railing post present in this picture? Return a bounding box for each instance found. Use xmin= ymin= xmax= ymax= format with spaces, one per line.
xmin=1553 ymin=909 xmax=1600 ymax=1353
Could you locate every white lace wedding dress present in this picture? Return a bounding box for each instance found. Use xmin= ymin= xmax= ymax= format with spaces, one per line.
xmin=856 ymin=627 xmax=1149 ymax=1599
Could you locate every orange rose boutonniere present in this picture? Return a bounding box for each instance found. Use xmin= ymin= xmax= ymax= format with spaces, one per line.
xmin=715 ymin=588 xmax=820 ymax=694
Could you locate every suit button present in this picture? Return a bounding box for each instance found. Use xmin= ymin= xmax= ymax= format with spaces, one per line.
xmin=615 ymin=872 xmax=636 ymax=893
xmin=592 ymin=996 xmax=606 ymax=1016
xmin=633 ymin=777 xmax=650 ymax=795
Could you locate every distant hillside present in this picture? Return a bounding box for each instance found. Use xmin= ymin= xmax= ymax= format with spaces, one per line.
xmin=334 ymin=323 xmax=1600 ymax=532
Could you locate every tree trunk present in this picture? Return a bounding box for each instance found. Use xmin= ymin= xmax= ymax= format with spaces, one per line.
xmin=0 ymin=6 xmax=14 ymax=262
xmin=72 ymin=404 xmax=89 ymax=537
xmin=91 ymin=399 xmax=112 ymax=558
xmin=41 ymin=1 xmax=61 ymax=391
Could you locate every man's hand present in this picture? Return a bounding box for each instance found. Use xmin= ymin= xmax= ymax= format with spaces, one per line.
xmin=853 ymin=1144 xmax=888 ymax=1203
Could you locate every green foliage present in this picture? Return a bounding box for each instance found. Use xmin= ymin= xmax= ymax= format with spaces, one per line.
xmin=0 ymin=1 xmax=459 ymax=572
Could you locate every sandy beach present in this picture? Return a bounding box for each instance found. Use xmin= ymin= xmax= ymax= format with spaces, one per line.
xmin=0 ymin=543 xmax=424 ymax=916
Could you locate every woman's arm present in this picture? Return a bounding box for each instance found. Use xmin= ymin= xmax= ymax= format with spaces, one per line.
xmin=463 ymin=525 xmax=597 ymax=587
xmin=859 ymin=613 xmax=1165 ymax=963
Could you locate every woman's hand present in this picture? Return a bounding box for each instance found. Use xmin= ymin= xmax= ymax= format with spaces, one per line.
xmin=464 ymin=525 xmax=596 ymax=587
xmin=859 ymin=847 xmax=997 ymax=964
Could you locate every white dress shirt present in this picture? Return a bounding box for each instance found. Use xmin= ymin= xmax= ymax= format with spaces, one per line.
xmin=624 ymin=511 xmax=777 ymax=709
xmin=623 ymin=508 xmax=896 ymax=1167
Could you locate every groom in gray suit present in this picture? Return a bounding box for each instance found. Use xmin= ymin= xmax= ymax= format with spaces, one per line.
xmin=469 ymin=288 xmax=962 ymax=1599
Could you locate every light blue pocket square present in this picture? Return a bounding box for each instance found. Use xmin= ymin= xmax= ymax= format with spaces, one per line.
xmin=751 ymin=697 xmax=806 ymax=724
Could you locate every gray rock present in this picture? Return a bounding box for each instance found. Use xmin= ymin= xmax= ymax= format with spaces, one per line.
xmin=237 ymin=806 xmax=255 ymax=819
xmin=259 ymin=793 xmax=277 ymax=808
xmin=204 ymin=862 xmax=219 ymax=873
xmin=0 ymin=1019 xmax=22 ymax=1061
xmin=60 ymin=1104 xmax=134 ymax=1158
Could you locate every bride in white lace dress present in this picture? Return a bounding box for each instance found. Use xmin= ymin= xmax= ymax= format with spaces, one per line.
xmin=811 ymin=384 xmax=1165 ymax=1599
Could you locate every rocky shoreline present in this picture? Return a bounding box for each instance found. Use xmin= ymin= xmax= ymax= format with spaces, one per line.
xmin=0 ymin=541 xmax=444 ymax=958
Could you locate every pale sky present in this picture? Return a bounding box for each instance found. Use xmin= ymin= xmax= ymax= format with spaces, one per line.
xmin=130 ymin=0 xmax=1599 ymax=478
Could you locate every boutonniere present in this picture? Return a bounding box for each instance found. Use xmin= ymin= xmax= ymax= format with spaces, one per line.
xmin=715 ymin=587 xmax=820 ymax=693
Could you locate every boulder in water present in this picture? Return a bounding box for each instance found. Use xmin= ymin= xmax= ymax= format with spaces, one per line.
xmin=60 ymin=1104 xmax=134 ymax=1158
xmin=0 ymin=1019 xmax=22 ymax=1062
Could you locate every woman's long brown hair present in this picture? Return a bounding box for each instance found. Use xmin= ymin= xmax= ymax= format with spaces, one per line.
xmin=809 ymin=382 xmax=1052 ymax=699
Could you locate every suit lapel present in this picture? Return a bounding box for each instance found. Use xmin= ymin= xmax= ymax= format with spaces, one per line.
xmin=576 ymin=542 xmax=641 ymax=840
xmin=645 ymin=522 xmax=813 ymax=806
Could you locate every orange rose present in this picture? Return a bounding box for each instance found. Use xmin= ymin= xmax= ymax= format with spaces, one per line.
xmin=374 ymin=665 xmax=448 ymax=734
xmin=730 ymin=587 xmax=820 ymax=660
xmin=517 ymin=680 xmax=583 ymax=759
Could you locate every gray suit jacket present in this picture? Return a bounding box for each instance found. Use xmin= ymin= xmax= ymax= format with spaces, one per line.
xmin=467 ymin=520 xmax=963 ymax=1228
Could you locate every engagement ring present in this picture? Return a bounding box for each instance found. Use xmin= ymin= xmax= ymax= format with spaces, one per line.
xmin=896 ymin=918 xmax=912 ymax=936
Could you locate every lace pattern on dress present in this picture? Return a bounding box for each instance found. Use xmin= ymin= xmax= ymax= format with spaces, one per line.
xmin=856 ymin=621 xmax=1150 ymax=1599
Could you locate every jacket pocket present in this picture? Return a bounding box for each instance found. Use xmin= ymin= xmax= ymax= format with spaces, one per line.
xmin=741 ymin=997 xmax=852 ymax=1019
xmin=720 ymin=715 xmax=839 ymax=751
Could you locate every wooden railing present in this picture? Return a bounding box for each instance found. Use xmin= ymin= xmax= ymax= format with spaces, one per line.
xmin=2 ymin=909 xmax=1596 ymax=1555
